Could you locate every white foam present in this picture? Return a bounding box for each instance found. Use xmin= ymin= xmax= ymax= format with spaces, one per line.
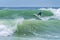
xmin=0 ymin=18 xmax=24 ymax=36
xmin=40 ymin=17 xmax=50 ymax=21
xmin=0 ymin=24 xmax=14 ymax=36
xmin=38 ymin=8 xmax=60 ymax=20
xmin=16 ymin=18 xmax=24 ymax=24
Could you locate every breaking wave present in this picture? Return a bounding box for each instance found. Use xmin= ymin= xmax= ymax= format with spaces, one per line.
xmin=0 ymin=8 xmax=60 ymax=40
xmin=38 ymin=8 xmax=60 ymax=20
xmin=0 ymin=18 xmax=24 ymax=36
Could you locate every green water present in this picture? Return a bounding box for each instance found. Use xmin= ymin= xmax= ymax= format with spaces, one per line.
xmin=0 ymin=9 xmax=59 ymax=40
xmin=16 ymin=20 xmax=60 ymax=36
xmin=0 ymin=20 xmax=60 ymax=40
xmin=0 ymin=9 xmax=53 ymax=19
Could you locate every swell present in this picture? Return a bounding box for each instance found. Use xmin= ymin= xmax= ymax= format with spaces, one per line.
xmin=16 ymin=20 xmax=60 ymax=37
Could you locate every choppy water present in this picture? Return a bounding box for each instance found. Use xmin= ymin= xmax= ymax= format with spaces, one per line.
xmin=0 ymin=18 xmax=24 ymax=37
xmin=38 ymin=8 xmax=60 ymax=21
xmin=0 ymin=19 xmax=60 ymax=40
xmin=0 ymin=37 xmax=60 ymax=40
xmin=0 ymin=8 xmax=60 ymax=40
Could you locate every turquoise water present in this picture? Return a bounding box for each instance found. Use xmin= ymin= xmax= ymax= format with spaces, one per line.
xmin=0 ymin=8 xmax=60 ymax=40
xmin=0 ymin=19 xmax=60 ymax=40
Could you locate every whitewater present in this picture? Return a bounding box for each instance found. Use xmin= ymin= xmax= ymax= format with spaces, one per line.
xmin=0 ymin=8 xmax=60 ymax=40
xmin=39 ymin=8 xmax=60 ymax=20
xmin=0 ymin=18 xmax=24 ymax=36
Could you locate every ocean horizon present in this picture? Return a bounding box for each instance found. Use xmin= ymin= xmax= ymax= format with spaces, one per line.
xmin=0 ymin=7 xmax=60 ymax=10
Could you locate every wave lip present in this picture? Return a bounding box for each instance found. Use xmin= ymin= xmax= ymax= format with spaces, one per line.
xmin=0 ymin=18 xmax=24 ymax=37
xmin=38 ymin=8 xmax=60 ymax=20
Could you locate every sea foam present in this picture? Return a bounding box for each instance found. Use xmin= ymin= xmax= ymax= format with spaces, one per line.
xmin=38 ymin=8 xmax=60 ymax=20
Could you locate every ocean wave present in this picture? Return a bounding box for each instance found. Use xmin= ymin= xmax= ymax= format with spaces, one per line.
xmin=38 ymin=8 xmax=60 ymax=20
xmin=0 ymin=18 xmax=24 ymax=36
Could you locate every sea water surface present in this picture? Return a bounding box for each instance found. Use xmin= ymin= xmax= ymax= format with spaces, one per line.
xmin=0 ymin=7 xmax=60 ymax=40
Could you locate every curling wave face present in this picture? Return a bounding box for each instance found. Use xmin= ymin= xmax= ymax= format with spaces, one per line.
xmin=15 ymin=20 xmax=60 ymax=40
xmin=0 ymin=8 xmax=60 ymax=40
xmin=38 ymin=8 xmax=60 ymax=20
xmin=0 ymin=18 xmax=24 ymax=37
